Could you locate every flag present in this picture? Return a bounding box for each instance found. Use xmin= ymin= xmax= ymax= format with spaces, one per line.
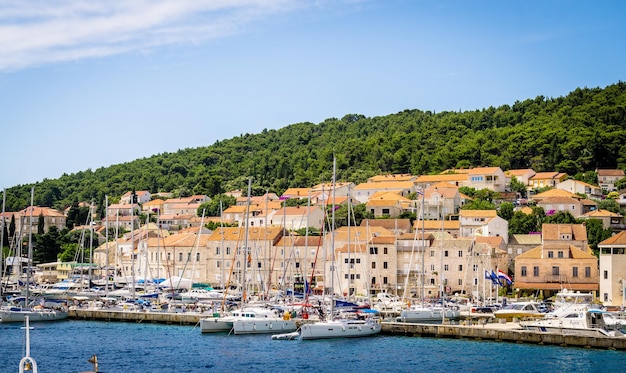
xmin=489 ymin=270 xmax=500 ymax=286
xmin=497 ymin=269 xmax=513 ymax=285
xmin=484 ymin=270 xmax=491 ymax=279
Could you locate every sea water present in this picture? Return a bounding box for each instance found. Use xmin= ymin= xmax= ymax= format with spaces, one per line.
xmin=1 ymin=320 xmax=625 ymax=373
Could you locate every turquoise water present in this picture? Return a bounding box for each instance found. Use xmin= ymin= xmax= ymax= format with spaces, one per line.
xmin=1 ymin=320 xmax=625 ymax=372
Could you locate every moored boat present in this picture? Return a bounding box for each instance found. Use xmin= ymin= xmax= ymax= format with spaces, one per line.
xmin=520 ymin=308 xmax=625 ymax=337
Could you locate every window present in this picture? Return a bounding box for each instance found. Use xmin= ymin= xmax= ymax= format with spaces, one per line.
xmin=370 ymin=247 xmax=378 ymax=255
xmin=179 ymin=253 xmax=183 ymax=262
xmin=444 ymin=264 xmax=449 ymax=271
xmin=458 ymin=250 xmax=463 ymax=257
xmin=458 ymin=264 xmax=463 ymax=271
xmin=572 ymin=267 xmax=578 ymax=278
xmin=382 ymin=208 xmax=390 ymax=215
xmin=430 ymin=279 xmax=435 ymax=285
xmin=458 ymin=279 xmax=463 ymax=286
xmin=552 ymin=266 xmax=560 ymax=276
xmin=372 ymin=262 xmax=376 ymax=269
xmin=383 ymin=262 xmax=388 ymax=269
xmin=344 ymin=274 xmax=349 ymax=279
xmin=473 ymin=264 xmax=478 ymax=272
xmin=585 ymin=267 xmax=591 ymax=277
xmin=384 ymin=247 xmax=388 ymax=255
xmin=533 ymin=266 xmax=539 ymax=277
xmin=444 ymin=250 xmax=449 ymax=257
xmin=521 ymin=266 xmax=527 ymax=276
xmin=356 ymin=259 xmax=361 ymax=264
xmin=548 ymin=251 xmax=554 ymax=258
xmin=216 ymin=247 xmax=220 ymax=255
xmin=430 ymin=250 xmax=435 ymax=257
xmin=345 ymin=258 xmax=349 ymax=264
xmin=558 ymin=251 xmax=564 ymax=258
xmin=383 ymin=277 xmax=388 ymax=284
xmin=431 ymin=264 xmax=435 ymax=271
xmin=371 ymin=277 xmax=376 ymax=284
xmin=226 ymin=247 xmax=231 ymax=255
xmin=196 ymin=253 xmax=200 ymax=262
xmin=216 ymin=261 xmax=220 ymax=268
xmin=356 ymin=274 xmax=360 ymax=279
xmin=187 ymin=253 xmax=191 ymax=261
xmin=604 ymin=270 xmax=609 ymax=280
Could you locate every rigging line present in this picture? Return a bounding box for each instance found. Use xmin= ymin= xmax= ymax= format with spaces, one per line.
xmin=220 ymin=226 xmax=244 ymax=311
xmin=175 ymin=208 xmax=206 ymax=289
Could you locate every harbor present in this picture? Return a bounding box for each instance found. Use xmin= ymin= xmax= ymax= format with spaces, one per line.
xmin=65 ymin=307 xmax=626 ymax=351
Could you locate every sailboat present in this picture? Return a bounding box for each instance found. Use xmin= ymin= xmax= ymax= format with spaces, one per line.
xmin=0 ymin=187 xmax=68 ymax=323
xmin=200 ymin=178 xmax=297 ymax=335
xmin=273 ymin=158 xmax=381 ymax=340
xmin=398 ymin=190 xmax=460 ymax=323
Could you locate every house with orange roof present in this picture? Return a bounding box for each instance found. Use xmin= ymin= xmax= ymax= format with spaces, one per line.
xmin=236 ymin=192 xmax=279 ymax=206
xmin=367 ymin=173 xmax=417 ymax=183
xmin=597 ymin=169 xmax=625 ymax=192
xmin=311 ymin=181 xmax=355 ymax=198
xmin=360 ymin=219 xmax=412 ymax=234
xmin=162 ymin=195 xmax=209 ymax=216
xmin=142 ymin=199 xmax=165 ymax=214
xmin=528 ymin=171 xmax=568 ymax=190
xmin=423 ymin=183 xmax=461 ymax=219
xmin=579 ymin=209 xmax=624 ymax=230
xmin=16 ymin=205 xmax=66 ymax=233
xmin=535 ymin=196 xmax=587 ymax=218
xmin=556 ymin=179 xmax=602 ymax=198
xmin=598 ymin=230 xmax=626 ymax=306
xmin=467 ymin=167 xmax=506 ymax=193
xmin=352 ymin=180 xmax=416 ymax=204
xmin=281 ymin=187 xmax=312 ymax=200
xmin=101 ymin=215 xmax=140 ymax=231
xmin=365 ymin=192 xmax=412 ymax=218
xmin=415 ymin=173 xmax=469 ymax=190
xmin=262 ymin=205 xmax=325 ymax=230
xmin=458 ymin=209 xmax=508 ymax=243
xmin=514 ymin=242 xmax=598 ymax=297
xmin=413 ymin=219 xmax=461 ymax=238
xmin=541 ymin=223 xmax=589 ymax=248
xmin=157 ymin=213 xmax=195 ymax=231
xmin=505 ymin=169 xmax=536 ymax=188
xmin=120 ymin=190 xmax=151 ymax=205
xmin=507 ymin=233 xmax=543 ymax=258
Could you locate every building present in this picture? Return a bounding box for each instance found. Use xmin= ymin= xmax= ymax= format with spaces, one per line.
xmin=597 ymin=169 xmax=625 ymax=192
xmin=598 ymin=231 xmax=626 ymax=307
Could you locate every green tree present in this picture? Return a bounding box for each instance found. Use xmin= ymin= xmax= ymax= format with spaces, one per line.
xmin=197 ymin=194 xmax=237 ymax=217
xmin=37 ymin=213 xmax=45 ymax=235
xmin=497 ymin=202 xmax=515 ymax=221
xmin=584 ymin=219 xmax=613 ymax=255
xmin=509 ymin=177 xmax=528 ymax=198
xmin=461 ymin=200 xmax=496 ymax=210
xmin=58 ymin=243 xmax=79 ymax=262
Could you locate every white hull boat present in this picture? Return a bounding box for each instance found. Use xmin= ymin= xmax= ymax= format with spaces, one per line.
xmin=232 ymin=318 xmax=297 ymax=335
xmin=298 ymin=318 xmax=381 ymax=340
xmin=399 ymin=306 xmax=460 ymax=323
xmin=520 ymin=308 xmax=625 ymax=337
xmin=199 ymin=307 xmax=286 ymax=334
xmin=0 ymin=307 xmax=68 ymax=323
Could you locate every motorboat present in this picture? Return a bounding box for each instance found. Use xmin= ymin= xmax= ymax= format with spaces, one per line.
xmin=493 ymin=301 xmax=545 ymax=321
xmin=398 ymin=304 xmax=461 ymax=323
xmin=0 ymin=303 xmax=68 ymax=323
xmin=199 ymin=307 xmax=288 ymax=333
xmin=520 ymin=308 xmax=625 ymax=337
xmin=231 ymin=311 xmax=297 ymax=335
xmin=297 ymin=317 xmax=381 ymax=340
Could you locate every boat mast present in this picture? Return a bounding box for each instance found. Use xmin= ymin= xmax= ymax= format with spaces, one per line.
xmin=329 ymin=157 xmax=336 ymax=319
xmin=26 ymin=187 xmax=34 ymax=307
xmin=241 ymin=177 xmax=252 ymax=303
xmin=420 ymin=188 xmax=425 ymax=308
xmin=104 ymin=195 xmax=109 ymax=297
xmin=0 ymin=188 xmax=5 ymax=295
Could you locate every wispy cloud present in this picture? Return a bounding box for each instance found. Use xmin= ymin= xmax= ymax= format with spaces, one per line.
xmin=0 ymin=0 xmax=303 ymax=71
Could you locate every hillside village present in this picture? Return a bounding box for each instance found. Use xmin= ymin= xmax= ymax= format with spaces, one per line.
xmin=4 ymin=166 xmax=626 ymax=308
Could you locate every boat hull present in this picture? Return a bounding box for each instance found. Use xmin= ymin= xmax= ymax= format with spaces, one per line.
xmin=299 ymin=320 xmax=381 ymax=340
xmin=232 ymin=318 xmax=297 ymax=335
xmin=0 ymin=308 xmax=68 ymax=323
xmin=199 ymin=317 xmax=233 ymax=333
xmin=399 ymin=307 xmax=461 ymax=323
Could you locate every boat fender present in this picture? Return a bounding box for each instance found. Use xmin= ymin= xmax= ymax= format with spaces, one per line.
xmin=358 ymin=326 xmax=362 ymax=331
xmin=342 ymin=326 xmax=346 ymax=331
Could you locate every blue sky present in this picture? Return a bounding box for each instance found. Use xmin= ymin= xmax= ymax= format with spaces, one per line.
xmin=1 ymin=0 xmax=625 ymax=188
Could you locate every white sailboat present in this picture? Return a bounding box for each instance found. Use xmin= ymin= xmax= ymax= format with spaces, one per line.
xmin=273 ymin=158 xmax=381 ymax=340
xmin=0 ymin=187 xmax=68 ymax=323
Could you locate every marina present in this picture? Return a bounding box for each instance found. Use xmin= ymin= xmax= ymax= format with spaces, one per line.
xmin=3 ymin=318 xmax=626 ymax=373
xmin=63 ymin=307 xmax=626 ymax=350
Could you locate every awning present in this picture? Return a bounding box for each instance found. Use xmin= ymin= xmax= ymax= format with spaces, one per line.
xmin=513 ymin=282 xmax=598 ymax=291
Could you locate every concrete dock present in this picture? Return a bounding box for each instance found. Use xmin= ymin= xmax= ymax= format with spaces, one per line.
xmin=382 ymin=321 xmax=626 ymax=350
xmin=69 ymin=308 xmax=203 ymax=325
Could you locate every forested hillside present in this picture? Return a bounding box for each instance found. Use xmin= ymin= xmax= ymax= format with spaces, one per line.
xmin=4 ymin=82 xmax=626 ymax=214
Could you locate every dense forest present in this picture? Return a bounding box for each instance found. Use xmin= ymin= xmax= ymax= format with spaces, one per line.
xmin=3 ymin=82 xmax=626 ymax=215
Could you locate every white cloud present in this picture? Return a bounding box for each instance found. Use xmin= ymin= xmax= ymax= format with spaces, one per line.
xmin=0 ymin=0 xmax=303 ymax=71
